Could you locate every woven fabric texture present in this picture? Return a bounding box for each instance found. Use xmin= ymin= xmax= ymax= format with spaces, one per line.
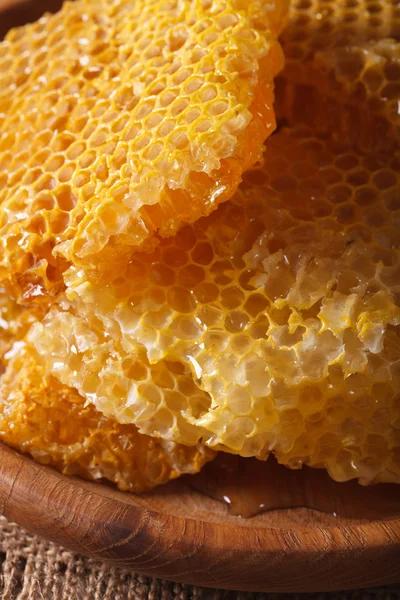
xmin=0 ymin=516 xmax=399 ymax=600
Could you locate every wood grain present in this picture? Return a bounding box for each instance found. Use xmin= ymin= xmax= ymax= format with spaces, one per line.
xmin=0 ymin=443 xmax=399 ymax=593
xmin=0 ymin=0 xmax=399 ymax=593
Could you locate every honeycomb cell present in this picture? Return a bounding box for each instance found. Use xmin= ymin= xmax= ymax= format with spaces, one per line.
xmin=30 ymin=126 xmax=400 ymax=484
xmin=0 ymin=0 xmax=287 ymax=303
xmin=0 ymin=342 xmax=214 ymax=492
xmin=277 ymin=1 xmax=400 ymax=150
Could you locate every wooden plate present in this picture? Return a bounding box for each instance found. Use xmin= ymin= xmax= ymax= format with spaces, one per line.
xmin=0 ymin=0 xmax=400 ymax=593
xmin=0 ymin=442 xmax=399 ymax=593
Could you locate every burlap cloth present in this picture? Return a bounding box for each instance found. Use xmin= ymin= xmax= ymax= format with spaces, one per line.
xmin=0 ymin=516 xmax=399 ymax=600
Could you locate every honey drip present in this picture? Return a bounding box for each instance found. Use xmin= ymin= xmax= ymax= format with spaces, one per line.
xmin=188 ymin=454 xmax=400 ymax=520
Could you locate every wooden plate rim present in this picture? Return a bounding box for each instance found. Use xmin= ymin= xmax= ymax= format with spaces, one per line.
xmin=1 ymin=442 xmax=399 ymax=593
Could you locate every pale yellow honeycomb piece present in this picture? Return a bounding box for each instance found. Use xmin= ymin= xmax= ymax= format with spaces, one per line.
xmin=31 ymin=127 xmax=400 ymax=484
xmin=0 ymin=342 xmax=214 ymax=492
xmin=0 ymin=0 xmax=287 ymax=303
xmin=277 ymin=0 xmax=400 ymax=149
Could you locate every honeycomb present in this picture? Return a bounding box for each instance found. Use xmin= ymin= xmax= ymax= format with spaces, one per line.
xmin=30 ymin=126 xmax=400 ymax=484
xmin=0 ymin=287 xmax=46 ymax=363
xmin=276 ymin=0 xmax=400 ymax=149
xmin=0 ymin=341 xmax=214 ymax=492
xmin=0 ymin=0 xmax=287 ymax=303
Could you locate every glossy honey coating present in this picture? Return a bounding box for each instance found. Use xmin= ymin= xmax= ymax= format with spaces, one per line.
xmin=0 ymin=0 xmax=287 ymax=303
xmin=31 ymin=127 xmax=400 ymax=484
xmin=277 ymin=0 xmax=400 ymax=149
xmin=0 ymin=342 xmax=214 ymax=492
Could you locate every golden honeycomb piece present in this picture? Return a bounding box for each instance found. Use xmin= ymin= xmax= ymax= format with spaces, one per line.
xmin=0 ymin=0 xmax=287 ymax=303
xmin=30 ymin=126 xmax=400 ymax=484
xmin=0 ymin=287 xmax=47 ymax=363
xmin=276 ymin=0 xmax=400 ymax=149
xmin=0 ymin=342 xmax=215 ymax=492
